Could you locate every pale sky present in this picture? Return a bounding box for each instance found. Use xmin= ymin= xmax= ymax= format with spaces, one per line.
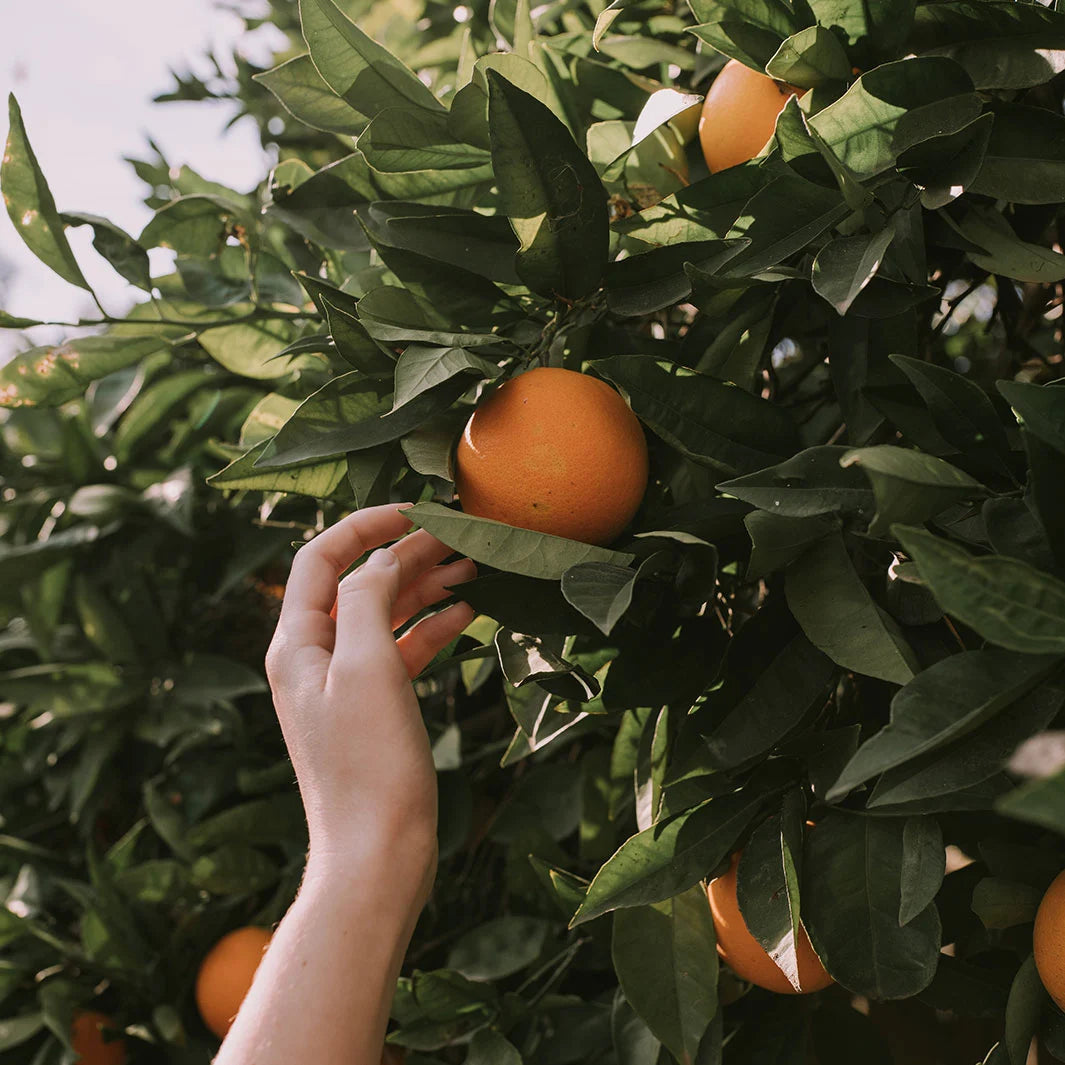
xmin=0 ymin=0 xmax=288 ymax=358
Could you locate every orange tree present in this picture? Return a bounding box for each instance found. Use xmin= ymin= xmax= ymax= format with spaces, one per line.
xmin=3 ymin=0 xmax=1065 ymax=1061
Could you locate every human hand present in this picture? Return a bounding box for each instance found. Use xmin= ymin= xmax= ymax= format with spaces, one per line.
xmin=264 ymin=504 xmax=475 ymax=907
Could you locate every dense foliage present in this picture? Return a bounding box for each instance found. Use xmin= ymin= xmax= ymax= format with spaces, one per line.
xmin=3 ymin=0 xmax=1065 ymax=1061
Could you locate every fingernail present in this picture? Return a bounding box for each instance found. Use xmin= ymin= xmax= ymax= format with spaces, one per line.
xmin=365 ymin=548 xmax=397 ymax=569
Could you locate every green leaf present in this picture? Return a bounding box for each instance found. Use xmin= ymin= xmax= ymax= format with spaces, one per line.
xmin=405 ymin=503 xmax=634 ymax=581
xmin=3 ymin=95 xmax=90 ymax=291
xmin=391 ymin=344 xmax=501 ymax=412
xmin=465 ymin=1029 xmax=523 ymax=1065
xmin=256 ymin=373 xmax=468 ymax=467
xmin=139 ymin=194 xmax=240 ymax=257
xmin=456 ymin=572 xmax=602 ymax=636
xmin=944 ymin=205 xmax=1065 ymax=283
xmin=450 ymin=53 xmax=551 ymax=152
xmin=895 ymin=525 xmax=1065 ymax=655
xmin=719 ymin=446 xmax=874 ymax=519
xmin=687 ymin=0 xmax=799 ymax=70
xmin=0 ymin=1014 xmax=45 ymax=1052
xmin=113 ymin=368 xmax=215 ymax=460
xmin=190 ymin=845 xmax=277 ymax=895
xmin=610 ymin=991 xmax=662 ymax=1065
xmin=571 ymin=788 xmax=766 ymax=925
xmin=447 ymin=916 xmax=553 ymax=981
xmin=299 ymin=0 xmax=443 ymax=117
xmin=62 ymin=212 xmax=152 ymax=291
xmin=806 ymin=0 xmax=916 ymax=66
xmin=803 ymin=813 xmax=941 ymax=999
xmin=209 ymin=440 xmax=348 ymax=497
xmin=839 ymin=445 xmax=985 ymax=536
xmin=597 ymin=356 xmax=798 ymax=477
xmin=321 ymin=295 xmax=395 ymax=375
xmin=487 ymin=71 xmax=608 ymax=299
xmin=0 ymin=334 xmax=168 ymax=408
xmin=612 ymin=885 xmax=718 ymax=1064
xmin=997 ymin=380 xmax=1065 ymax=455
xmin=1003 ymin=956 xmax=1048 ymax=1065
xmin=806 ymin=58 xmax=980 ymax=179
xmin=360 ymin=107 xmax=491 ymax=174
xmin=812 ymin=229 xmax=895 ymax=316
xmin=826 ymin=647 xmax=1060 ymax=800
xmin=911 ymin=1 xmax=1065 ymax=90
xmin=723 ymin=172 xmax=848 ymax=276
xmin=703 ymin=635 xmax=835 ymax=770
xmin=736 ymin=795 xmax=806 ymax=990
xmin=890 ymin=354 xmax=1011 ymax=474
xmin=561 ymin=562 xmax=642 ymax=636
xmin=898 ymin=817 xmax=945 ymax=926
xmin=357 ymin=286 xmax=503 ymax=348
xmin=254 ymin=54 xmax=367 ymax=134
xmin=495 ymin=629 xmax=600 ymax=702
xmin=198 ymin=317 xmax=305 ymax=380
xmin=360 ymin=201 xmax=520 ymax=283
xmin=969 ymin=104 xmax=1065 ymax=205
xmin=867 ymin=673 xmax=1065 ymax=810
xmin=745 ymin=511 xmax=841 ymax=579
xmin=766 ymin=26 xmax=852 ymax=88
xmin=785 ymin=533 xmax=918 ymax=685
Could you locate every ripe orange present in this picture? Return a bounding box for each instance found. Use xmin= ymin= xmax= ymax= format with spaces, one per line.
xmin=698 ymin=59 xmax=798 ymax=172
xmin=454 ymin=367 xmax=648 ymax=546
xmin=1035 ymin=870 xmax=1065 ymax=1008
xmin=70 ymin=1011 xmax=127 ymax=1065
xmin=195 ymin=926 xmax=273 ymax=1040
xmin=707 ymin=852 xmax=833 ymax=994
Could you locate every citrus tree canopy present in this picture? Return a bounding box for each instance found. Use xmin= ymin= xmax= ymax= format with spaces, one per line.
xmin=3 ymin=0 xmax=1065 ymax=1061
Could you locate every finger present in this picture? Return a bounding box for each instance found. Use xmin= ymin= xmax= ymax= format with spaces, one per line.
xmin=391 ymin=558 xmax=477 ymax=630
xmin=279 ymin=504 xmax=413 ymax=643
xmin=397 ymin=602 xmax=476 ymax=679
xmin=331 ymin=548 xmax=405 ymax=676
xmin=389 ymin=528 xmax=459 ymax=587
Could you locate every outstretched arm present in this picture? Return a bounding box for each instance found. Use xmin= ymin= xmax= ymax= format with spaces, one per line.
xmin=215 ymin=504 xmax=475 ymax=1065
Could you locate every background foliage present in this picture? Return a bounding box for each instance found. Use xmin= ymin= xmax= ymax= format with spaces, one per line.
xmin=3 ymin=0 xmax=1065 ymax=1061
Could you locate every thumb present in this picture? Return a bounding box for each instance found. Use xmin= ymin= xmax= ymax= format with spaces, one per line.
xmin=332 ymin=548 xmax=403 ymax=665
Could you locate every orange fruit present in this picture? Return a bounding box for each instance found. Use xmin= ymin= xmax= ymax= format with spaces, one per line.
xmin=1035 ymin=870 xmax=1065 ymax=1008
xmin=454 ymin=367 xmax=648 ymax=546
xmin=698 ymin=59 xmax=798 ymax=172
xmin=195 ymin=926 xmax=273 ymax=1040
xmin=707 ymin=852 xmax=833 ymax=994
xmin=70 ymin=1011 xmax=127 ymax=1065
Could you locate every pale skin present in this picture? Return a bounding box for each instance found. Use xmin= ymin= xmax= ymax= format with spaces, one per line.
xmin=215 ymin=504 xmax=476 ymax=1065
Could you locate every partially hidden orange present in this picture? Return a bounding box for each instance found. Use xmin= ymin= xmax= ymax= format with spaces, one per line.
xmin=707 ymin=852 xmax=833 ymax=994
xmin=454 ymin=367 xmax=648 ymax=546
xmin=1035 ymin=869 xmax=1065 ymax=1009
xmin=70 ymin=1011 xmax=127 ymax=1065
xmin=698 ymin=59 xmax=798 ymax=172
xmin=195 ymin=926 xmax=273 ymax=1040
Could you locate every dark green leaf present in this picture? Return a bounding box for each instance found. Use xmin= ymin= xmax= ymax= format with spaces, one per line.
xmin=687 ymin=0 xmax=798 ymax=70
xmin=487 ymin=72 xmax=608 ymax=299
xmin=785 ymin=533 xmax=918 ymax=685
xmin=898 ymin=817 xmax=944 ymax=926
xmin=392 ymin=344 xmax=501 ymax=411
xmin=970 ymin=104 xmax=1065 ymax=205
xmin=612 ymin=886 xmax=718 ymax=1064
xmin=447 ymin=917 xmax=552 ymax=981
xmin=895 ymin=525 xmax=1065 ymax=655
xmin=571 ymin=788 xmax=766 ymax=925
xmin=839 ymin=445 xmax=985 ymax=536
xmin=803 ymin=813 xmax=941 ymax=999
xmin=998 ymin=380 xmax=1065 ymax=455
xmin=597 ymin=355 xmax=798 ymax=477
xmin=62 ymin=212 xmax=152 ymax=291
xmin=812 ymin=229 xmax=895 ymax=316
xmin=719 ymin=446 xmax=874 ymax=519
xmin=1004 ymin=956 xmax=1048 ymax=1065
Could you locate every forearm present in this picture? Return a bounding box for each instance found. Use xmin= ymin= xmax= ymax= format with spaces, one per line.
xmin=215 ymin=845 xmax=427 ymax=1065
